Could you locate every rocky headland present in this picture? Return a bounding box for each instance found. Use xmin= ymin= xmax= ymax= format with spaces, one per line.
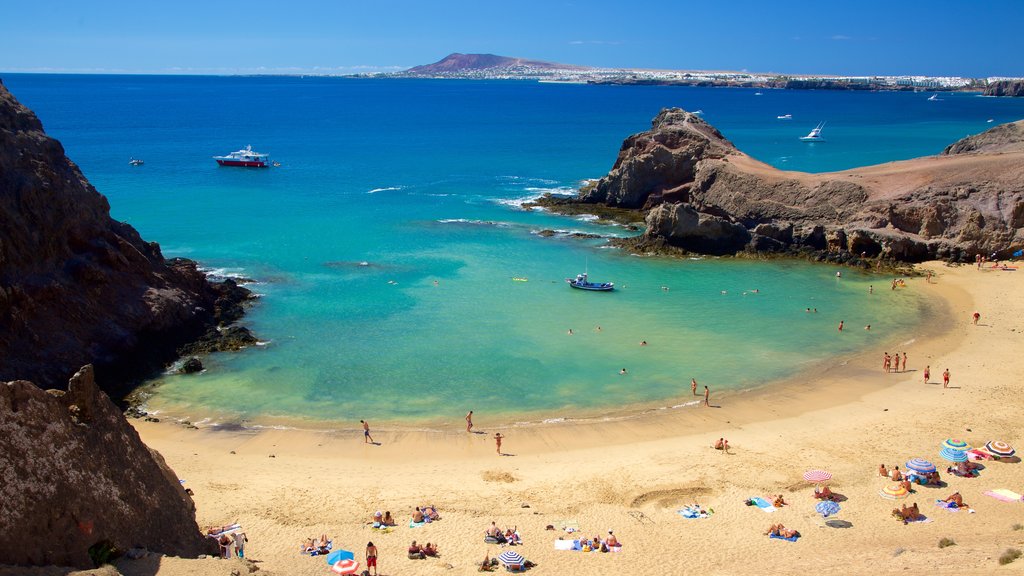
xmin=0 ymin=365 xmax=212 ymax=568
xmin=542 ymin=108 xmax=1024 ymax=263
xmin=0 ymin=79 xmax=256 ymax=399
xmin=983 ymin=79 xmax=1024 ymax=97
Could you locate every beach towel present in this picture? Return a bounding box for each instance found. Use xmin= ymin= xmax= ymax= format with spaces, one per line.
xmin=769 ymin=533 xmax=799 ymax=542
xmin=409 ymin=520 xmax=426 ymax=529
xmin=304 ymin=540 xmax=333 ymax=556
xmin=750 ymin=497 xmax=775 ymax=512
xmin=903 ymin=515 xmax=933 ymax=524
xmin=984 ymin=489 xmax=1023 ymax=502
xmin=677 ymin=506 xmax=713 ymax=519
xmin=553 ymin=539 xmax=575 ymax=551
xmin=206 ymin=524 xmax=242 ymax=538
xmin=935 ymin=501 xmax=960 ymax=512
xmin=558 ymin=519 xmax=580 ymax=533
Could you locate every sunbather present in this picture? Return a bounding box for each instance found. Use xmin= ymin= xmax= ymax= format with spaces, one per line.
xmin=206 ymin=523 xmax=239 ymax=535
xmin=383 ymin=511 xmax=396 ymax=526
xmin=486 ymin=522 xmax=500 ymax=538
xmin=480 ymin=553 xmax=494 ymax=572
xmin=878 ymin=464 xmax=888 ymax=477
xmin=892 ymin=502 xmax=921 ymax=523
xmin=504 ymin=527 xmax=521 ymax=545
xmin=424 ymin=505 xmax=441 ymax=520
xmin=713 ymin=438 xmax=730 ymax=451
xmin=926 ymin=471 xmax=942 ymax=486
xmin=943 ymin=492 xmax=966 ymax=508
xmin=899 ymin=478 xmax=913 ymax=494
xmin=605 ymin=530 xmax=620 ymax=547
xmin=764 ymin=524 xmax=799 ymax=538
xmin=813 ymin=484 xmax=834 ymax=500
xmin=773 ymin=494 xmax=787 ymax=507
xmin=408 ymin=541 xmax=425 ymax=559
xmin=422 ymin=542 xmax=438 ymax=557
xmin=412 ymin=507 xmax=425 ymax=523
xmin=890 ymin=466 xmax=903 ymax=482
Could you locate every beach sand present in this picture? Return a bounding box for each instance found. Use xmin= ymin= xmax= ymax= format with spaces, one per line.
xmin=111 ymin=262 xmax=1024 ymax=575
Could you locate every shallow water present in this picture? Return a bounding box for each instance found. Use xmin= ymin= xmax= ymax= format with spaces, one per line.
xmin=5 ymin=75 xmax=1019 ymax=424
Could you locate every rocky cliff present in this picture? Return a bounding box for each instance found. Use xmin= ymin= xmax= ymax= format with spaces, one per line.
xmin=0 ymin=365 xmax=210 ymax=568
xmin=984 ymin=80 xmax=1024 ymax=97
xmin=0 ymin=79 xmax=254 ymax=397
xmin=567 ymin=108 xmax=1024 ymax=262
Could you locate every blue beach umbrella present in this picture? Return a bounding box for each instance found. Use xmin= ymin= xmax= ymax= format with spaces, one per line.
xmin=815 ymin=500 xmax=841 ymax=518
xmin=325 ymin=549 xmax=354 ymax=565
xmin=940 ymin=447 xmax=968 ymax=462
xmin=498 ymin=550 xmax=525 ymax=566
xmin=905 ymin=458 xmax=937 ymax=474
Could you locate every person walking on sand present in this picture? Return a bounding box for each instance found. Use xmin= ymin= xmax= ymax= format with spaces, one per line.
xmin=901 ymin=352 xmax=907 ymax=372
xmin=466 ymin=410 xmax=474 ymax=433
xmin=703 ymin=386 xmax=710 ymax=407
xmin=691 ymin=378 xmax=698 ymax=396
xmin=361 ymin=420 xmax=374 ymax=444
xmin=943 ymin=368 xmax=950 ymax=388
xmin=366 ymin=541 xmax=378 ymax=576
xmin=973 ymin=311 xmax=980 ymax=325
xmin=924 ymin=365 xmax=930 ymax=384
xmin=494 ymin=432 xmax=504 ymax=455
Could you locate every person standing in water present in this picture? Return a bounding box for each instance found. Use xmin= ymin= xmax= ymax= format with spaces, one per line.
xmin=838 ymin=320 xmax=844 ymax=332
xmin=691 ymin=378 xmax=698 ymax=396
xmin=703 ymin=386 xmax=710 ymax=407
xmin=466 ymin=411 xmax=474 ymax=433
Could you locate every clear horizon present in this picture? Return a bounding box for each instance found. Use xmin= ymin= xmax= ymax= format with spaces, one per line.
xmin=1 ymin=0 xmax=1022 ymax=78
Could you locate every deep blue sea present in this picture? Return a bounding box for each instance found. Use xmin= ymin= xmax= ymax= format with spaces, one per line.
xmin=5 ymin=74 xmax=1023 ymax=426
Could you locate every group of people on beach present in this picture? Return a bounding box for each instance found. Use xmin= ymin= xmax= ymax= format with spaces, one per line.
xmin=484 ymin=521 xmax=522 ymax=545
xmin=882 ymin=352 xmax=907 ymax=373
xmin=407 ymin=540 xmax=439 ymax=559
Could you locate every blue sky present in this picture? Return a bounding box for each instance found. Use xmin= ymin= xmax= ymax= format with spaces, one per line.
xmin=1 ymin=0 xmax=1021 ymax=76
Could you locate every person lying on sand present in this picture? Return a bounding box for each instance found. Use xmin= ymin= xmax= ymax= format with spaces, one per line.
xmin=480 ymin=553 xmax=494 ymax=572
xmin=773 ymin=494 xmax=788 ymax=507
xmin=943 ymin=492 xmax=966 ymax=508
xmin=813 ymin=484 xmax=834 ymax=500
xmin=424 ymin=505 xmax=440 ymax=521
xmin=764 ymin=524 xmax=799 ymax=538
xmin=206 ymin=523 xmax=239 ymax=535
xmin=504 ymin=527 xmax=521 ymax=545
xmin=892 ymin=503 xmax=921 ymax=523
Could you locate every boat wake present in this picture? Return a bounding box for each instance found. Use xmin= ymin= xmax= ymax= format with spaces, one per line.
xmin=367 ymin=186 xmax=404 ymax=194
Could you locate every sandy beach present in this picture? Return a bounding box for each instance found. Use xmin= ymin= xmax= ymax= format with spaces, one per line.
xmin=116 ymin=262 xmax=1024 ymax=576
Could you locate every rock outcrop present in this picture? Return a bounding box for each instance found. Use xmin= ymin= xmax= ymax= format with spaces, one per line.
xmin=0 ymin=79 xmax=255 ymax=397
xmin=0 ymin=365 xmax=211 ymax=568
xmin=565 ymin=108 xmax=1024 ymax=262
xmin=983 ymin=80 xmax=1024 ymax=97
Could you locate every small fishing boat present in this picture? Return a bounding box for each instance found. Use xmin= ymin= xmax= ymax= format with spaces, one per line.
xmin=799 ymin=122 xmax=826 ymax=142
xmin=567 ymin=272 xmax=614 ymax=292
xmin=129 ymin=158 xmax=144 ymax=166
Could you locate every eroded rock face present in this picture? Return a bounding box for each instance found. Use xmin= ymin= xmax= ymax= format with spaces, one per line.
xmin=571 ymin=108 xmax=1024 ymax=262
xmin=0 ymin=366 xmax=210 ymax=568
xmin=983 ymin=80 xmax=1024 ymax=98
xmin=0 ymin=79 xmax=254 ymax=396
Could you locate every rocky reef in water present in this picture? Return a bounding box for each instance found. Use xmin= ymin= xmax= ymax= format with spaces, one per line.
xmin=0 ymin=365 xmax=212 ymax=568
xmin=0 ymin=78 xmax=257 ymax=398
xmin=553 ymin=108 xmax=1024 ymax=263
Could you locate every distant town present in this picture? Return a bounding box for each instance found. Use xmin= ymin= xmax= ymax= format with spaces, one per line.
xmin=373 ymin=53 xmax=1024 ymax=95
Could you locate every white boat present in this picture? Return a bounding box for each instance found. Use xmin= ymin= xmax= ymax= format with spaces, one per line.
xmin=799 ymin=122 xmax=826 ymax=142
xmin=754 ymin=92 xmax=763 ymax=96
xmin=213 ymin=145 xmax=271 ymax=168
xmin=777 ymin=114 xmax=792 ymax=120
xmin=927 ymin=93 xmax=942 ymax=101
xmin=129 ymin=158 xmax=144 ymax=166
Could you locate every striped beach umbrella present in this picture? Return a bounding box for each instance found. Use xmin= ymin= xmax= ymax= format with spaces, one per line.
xmin=803 ymin=469 xmax=832 ymax=482
xmin=940 ymin=447 xmax=968 ymax=462
xmin=905 ymin=458 xmax=936 ymax=475
xmin=879 ymin=484 xmax=910 ymax=500
xmin=498 ymin=550 xmax=525 ymax=566
xmin=985 ymin=440 xmax=1016 ymax=458
xmin=942 ymin=439 xmax=971 ymax=451
xmin=330 ymin=559 xmax=360 ymax=575
xmin=815 ymin=500 xmax=840 ymax=518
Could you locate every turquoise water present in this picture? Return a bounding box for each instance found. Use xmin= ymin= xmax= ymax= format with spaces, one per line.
xmin=5 ymin=75 xmax=1022 ymax=425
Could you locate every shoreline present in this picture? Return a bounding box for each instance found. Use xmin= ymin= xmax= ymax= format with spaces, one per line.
xmin=132 ymin=266 xmax=944 ymax=436
xmin=127 ymin=260 xmax=1024 ymax=575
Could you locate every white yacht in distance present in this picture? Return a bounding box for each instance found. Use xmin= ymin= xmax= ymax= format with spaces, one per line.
xmin=799 ymin=122 xmax=826 ymax=142
xmin=777 ymin=114 xmax=792 ymax=120
xmin=927 ymin=93 xmax=942 ymax=101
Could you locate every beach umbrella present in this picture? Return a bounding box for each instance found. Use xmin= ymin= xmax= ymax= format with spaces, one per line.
xmin=330 ymin=559 xmax=360 ymax=575
xmin=985 ymin=440 xmax=1016 ymax=458
xmin=879 ymin=484 xmax=910 ymax=500
xmin=942 ymin=439 xmax=971 ymax=451
xmin=803 ymin=469 xmax=832 ymax=482
xmin=940 ymin=447 xmax=968 ymax=462
xmin=815 ymin=500 xmax=841 ymax=518
xmin=905 ymin=458 xmax=936 ymax=475
xmin=325 ymin=550 xmax=354 ymax=565
xmin=498 ymin=550 xmax=525 ymax=566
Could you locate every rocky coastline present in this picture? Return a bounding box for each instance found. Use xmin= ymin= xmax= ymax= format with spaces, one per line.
xmin=983 ymin=79 xmax=1024 ymax=97
xmin=540 ymin=108 xmax=1024 ymax=265
xmin=0 ymin=78 xmax=257 ymax=401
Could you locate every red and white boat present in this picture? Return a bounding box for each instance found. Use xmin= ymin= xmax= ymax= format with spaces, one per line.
xmin=213 ymin=145 xmax=271 ymax=167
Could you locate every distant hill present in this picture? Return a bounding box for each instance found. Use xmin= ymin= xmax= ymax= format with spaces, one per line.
xmin=404 ymin=53 xmax=585 ymax=75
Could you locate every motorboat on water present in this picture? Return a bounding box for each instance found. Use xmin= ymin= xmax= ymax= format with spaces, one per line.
xmin=213 ymin=145 xmax=272 ymax=167
xmin=129 ymin=158 xmax=144 ymax=166
xmin=567 ymin=272 xmax=614 ymax=292
xmin=799 ymin=122 xmax=826 ymax=142
xmin=754 ymin=92 xmax=763 ymax=96
xmin=927 ymin=93 xmax=942 ymax=101
xmin=777 ymin=114 xmax=792 ymax=120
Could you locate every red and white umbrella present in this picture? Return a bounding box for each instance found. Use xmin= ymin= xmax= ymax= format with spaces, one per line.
xmin=330 ymin=559 xmax=360 ymax=575
xmin=803 ymin=469 xmax=832 ymax=483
